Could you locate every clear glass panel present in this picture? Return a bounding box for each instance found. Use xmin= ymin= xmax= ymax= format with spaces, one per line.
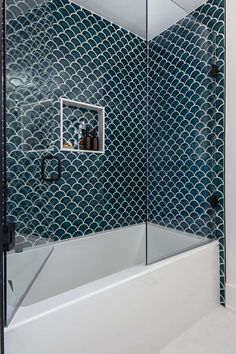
xmin=147 ymin=7 xmax=219 ymax=263
xmin=5 ymin=0 xmax=55 ymax=323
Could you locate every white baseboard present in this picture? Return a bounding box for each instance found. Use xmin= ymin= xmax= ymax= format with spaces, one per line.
xmin=226 ymin=283 xmax=236 ymax=313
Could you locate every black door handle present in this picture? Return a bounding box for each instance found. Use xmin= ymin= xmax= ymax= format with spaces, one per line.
xmin=41 ymin=155 xmax=62 ymax=182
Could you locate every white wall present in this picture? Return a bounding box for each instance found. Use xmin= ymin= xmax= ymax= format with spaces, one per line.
xmin=226 ymin=0 xmax=236 ymax=313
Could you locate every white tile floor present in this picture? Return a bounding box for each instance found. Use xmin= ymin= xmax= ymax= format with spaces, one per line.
xmin=159 ymin=306 xmax=236 ymax=354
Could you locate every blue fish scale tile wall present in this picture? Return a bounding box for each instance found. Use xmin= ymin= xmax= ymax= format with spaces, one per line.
xmin=6 ymin=0 xmax=147 ymax=242
xmin=147 ymin=0 xmax=224 ymax=301
xmin=6 ymin=0 xmax=225 ymax=298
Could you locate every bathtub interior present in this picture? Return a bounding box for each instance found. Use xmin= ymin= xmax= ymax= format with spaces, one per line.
xmin=147 ymin=223 xmax=211 ymax=264
xmin=6 ymin=224 xmax=212 ymax=312
xmin=22 ymin=225 xmax=146 ymax=306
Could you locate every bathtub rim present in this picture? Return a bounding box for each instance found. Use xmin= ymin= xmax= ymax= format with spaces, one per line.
xmin=6 ymin=240 xmax=219 ymax=332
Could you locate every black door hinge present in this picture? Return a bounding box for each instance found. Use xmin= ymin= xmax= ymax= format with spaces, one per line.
xmin=3 ymin=223 xmax=16 ymax=252
xmin=210 ymin=195 xmax=219 ymax=209
xmin=211 ymin=64 xmax=219 ymax=78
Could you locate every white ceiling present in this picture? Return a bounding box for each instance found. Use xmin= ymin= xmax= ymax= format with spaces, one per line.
xmin=71 ymin=0 xmax=146 ymax=38
xmin=72 ymin=0 xmax=208 ymax=40
xmin=148 ymin=0 xmax=187 ymax=41
xmin=173 ymin=0 xmax=208 ymax=13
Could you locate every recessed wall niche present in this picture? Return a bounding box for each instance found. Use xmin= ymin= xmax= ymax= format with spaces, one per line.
xmin=60 ymin=98 xmax=105 ymax=154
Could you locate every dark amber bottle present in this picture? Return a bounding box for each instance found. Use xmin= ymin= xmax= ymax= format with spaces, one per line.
xmin=91 ymin=129 xmax=99 ymax=151
xmin=79 ymin=128 xmax=85 ymax=150
xmin=84 ymin=126 xmax=91 ymax=150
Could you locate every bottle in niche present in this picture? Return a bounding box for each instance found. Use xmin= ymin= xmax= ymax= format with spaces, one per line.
xmin=84 ymin=126 xmax=92 ymax=150
xmin=79 ymin=128 xmax=86 ymax=150
xmin=91 ymin=129 xmax=99 ymax=151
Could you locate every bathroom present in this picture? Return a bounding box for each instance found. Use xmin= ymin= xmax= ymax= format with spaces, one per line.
xmin=0 ymin=0 xmax=236 ymax=353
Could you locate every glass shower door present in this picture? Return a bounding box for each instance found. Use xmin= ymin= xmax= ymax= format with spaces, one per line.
xmin=5 ymin=0 xmax=56 ymax=324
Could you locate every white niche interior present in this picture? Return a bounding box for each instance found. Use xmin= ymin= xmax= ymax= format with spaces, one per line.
xmin=60 ymin=97 xmax=105 ymax=153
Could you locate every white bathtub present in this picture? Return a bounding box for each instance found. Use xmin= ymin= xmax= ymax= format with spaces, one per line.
xmin=5 ymin=224 xmax=219 ymax=354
